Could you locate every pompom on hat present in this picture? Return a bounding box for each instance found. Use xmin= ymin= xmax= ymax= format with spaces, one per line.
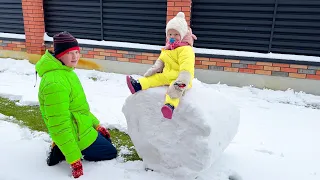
xmin=166 ymin=12 xmax=188 ymax=39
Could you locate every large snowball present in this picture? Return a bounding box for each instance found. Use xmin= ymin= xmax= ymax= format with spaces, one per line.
xmin=122 ymin=80 xmax=240 ymax=179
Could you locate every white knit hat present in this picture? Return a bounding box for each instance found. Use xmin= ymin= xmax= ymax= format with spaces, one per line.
xmin=166 ymin=12 xmax=188 ymax=39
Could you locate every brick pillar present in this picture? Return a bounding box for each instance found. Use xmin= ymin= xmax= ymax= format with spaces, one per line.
xmin=21 ymin=0 xmax=45 ymax=63
xmin=167 ymin=0 xmax=192 ymax=26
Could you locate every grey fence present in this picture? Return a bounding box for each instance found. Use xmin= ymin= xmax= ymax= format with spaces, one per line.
xmin=191 ymin=0 xmax=320 ymax=56
xmin=0 ymin=0 xmax=24 ymax=34
xmin=44 ymin=0 xmax=167 ymax=45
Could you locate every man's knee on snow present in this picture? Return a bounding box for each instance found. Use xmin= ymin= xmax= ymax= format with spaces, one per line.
xmin=82 ymin=134 xmax=118 ymax=161
xmin=109 ymin=144 xmax=118 ymax=158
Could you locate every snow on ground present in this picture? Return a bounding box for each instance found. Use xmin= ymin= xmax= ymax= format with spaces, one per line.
xmin=0 ymin=57 xmax=319 ymax=180
xmin=0 ymin=116 xmax=176 ymax=180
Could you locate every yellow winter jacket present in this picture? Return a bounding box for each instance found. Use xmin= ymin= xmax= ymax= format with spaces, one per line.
xmin=159 ymin=45 xmax=195 ymax=83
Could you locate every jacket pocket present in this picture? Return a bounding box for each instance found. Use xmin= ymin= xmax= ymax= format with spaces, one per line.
xmin=71 ymin=111 xmax=94 ymax=140
xmin=70 ymin=113 xmax=80 ymax=141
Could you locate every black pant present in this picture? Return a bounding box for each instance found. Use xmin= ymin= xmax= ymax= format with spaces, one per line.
xmin=82 ymin=133 xmax=117 ymax=161
xmin=47 ymin=133 xmax=117 ymax=166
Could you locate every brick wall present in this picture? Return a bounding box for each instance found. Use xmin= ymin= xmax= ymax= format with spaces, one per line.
xmin=46 ymin=43 xmax=160 ymax=65
xmin=82 ymin=48 xmax=160 ymax=65
xmin=21 ymin=0 xmax=45 ymax=55
xmin=167 ymin=0 xmax=191 ymax=25
xmin=45 ymin=42 xmax=320 ymax=80
xmin=194 ymin=57 xmax=320 ymax=80
xmin=0 ymin=40 xmax=26 ymax=52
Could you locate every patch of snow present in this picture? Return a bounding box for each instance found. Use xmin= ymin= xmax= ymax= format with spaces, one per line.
xmin=0 ymin=32 xmax=25 ymax=39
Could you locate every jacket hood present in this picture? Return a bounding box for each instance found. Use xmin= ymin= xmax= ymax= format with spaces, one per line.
xmin=35 ymin=50 xmax=73 ymax=77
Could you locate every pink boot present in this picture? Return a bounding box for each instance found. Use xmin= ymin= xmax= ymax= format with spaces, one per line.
xmin=161 ymin=104 xmax=175 ymax=119
xmin=126 ymin=75 xmax=142 ymax=94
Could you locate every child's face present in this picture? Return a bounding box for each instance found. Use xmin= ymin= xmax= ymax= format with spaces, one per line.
xmin=59 ymin=50 xmax=80 ymax=68
xmin=167 ymin=29 xmax=181 ymax=43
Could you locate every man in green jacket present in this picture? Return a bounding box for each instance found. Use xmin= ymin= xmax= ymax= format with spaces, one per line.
xmin=36 ymin=31 xmax=117 ymax=178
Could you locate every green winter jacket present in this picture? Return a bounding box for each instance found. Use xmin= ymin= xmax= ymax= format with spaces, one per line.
xmin=36 ymin=50 xmax=99 ymax=164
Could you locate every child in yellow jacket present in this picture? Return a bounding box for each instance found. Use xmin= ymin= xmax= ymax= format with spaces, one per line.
xmin=126 ymin=12 xmax=197 ymax=119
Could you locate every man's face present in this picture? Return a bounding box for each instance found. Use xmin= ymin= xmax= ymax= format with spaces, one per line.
xmin=59 ymin=50 xmax=80 ymax=68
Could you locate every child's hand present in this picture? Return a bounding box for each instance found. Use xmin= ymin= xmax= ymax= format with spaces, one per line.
xmin=144 ymin=68 xmax=156 ymax=77
xmin=144 ymin=60 xmax=164 ymax=77
xmin=174 ymin=71 xmax=191 ymax=91
xmin=167 ymin=82 xmax=185 ymax=99
xmin=174 ymin=82 xmax=186 ymax=89
xmin=167 ymin=71 xmax=191 ymax=99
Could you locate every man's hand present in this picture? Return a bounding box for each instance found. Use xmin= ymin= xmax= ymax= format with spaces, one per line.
xmin=96 ymin=125 xmax=111 ymax=138
xmin=71 ymin=160 xmax=83 ymax=178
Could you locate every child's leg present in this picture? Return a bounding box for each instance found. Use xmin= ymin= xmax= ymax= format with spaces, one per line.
xmin=127 ymin=73 xmax=170 ymax=94
xmin=138 ymin=73 xmax=170 ymax=90
xmin=82 ymin=133 xmax=117 ymax=161
xmin=161 ymin=95 xmax=180 ymax=119
xmin=161 ymin=81 xmax=184 ymax=119
xmin=165 ymin=94 xmax=180 ymax=108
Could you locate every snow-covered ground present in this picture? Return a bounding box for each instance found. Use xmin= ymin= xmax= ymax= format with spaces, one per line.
xmin=0 ymin=57 xmax=319 ymax=180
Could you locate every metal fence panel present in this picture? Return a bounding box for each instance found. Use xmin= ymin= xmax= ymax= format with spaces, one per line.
xmin=0 ymin=0 xmax=24 ymax=34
